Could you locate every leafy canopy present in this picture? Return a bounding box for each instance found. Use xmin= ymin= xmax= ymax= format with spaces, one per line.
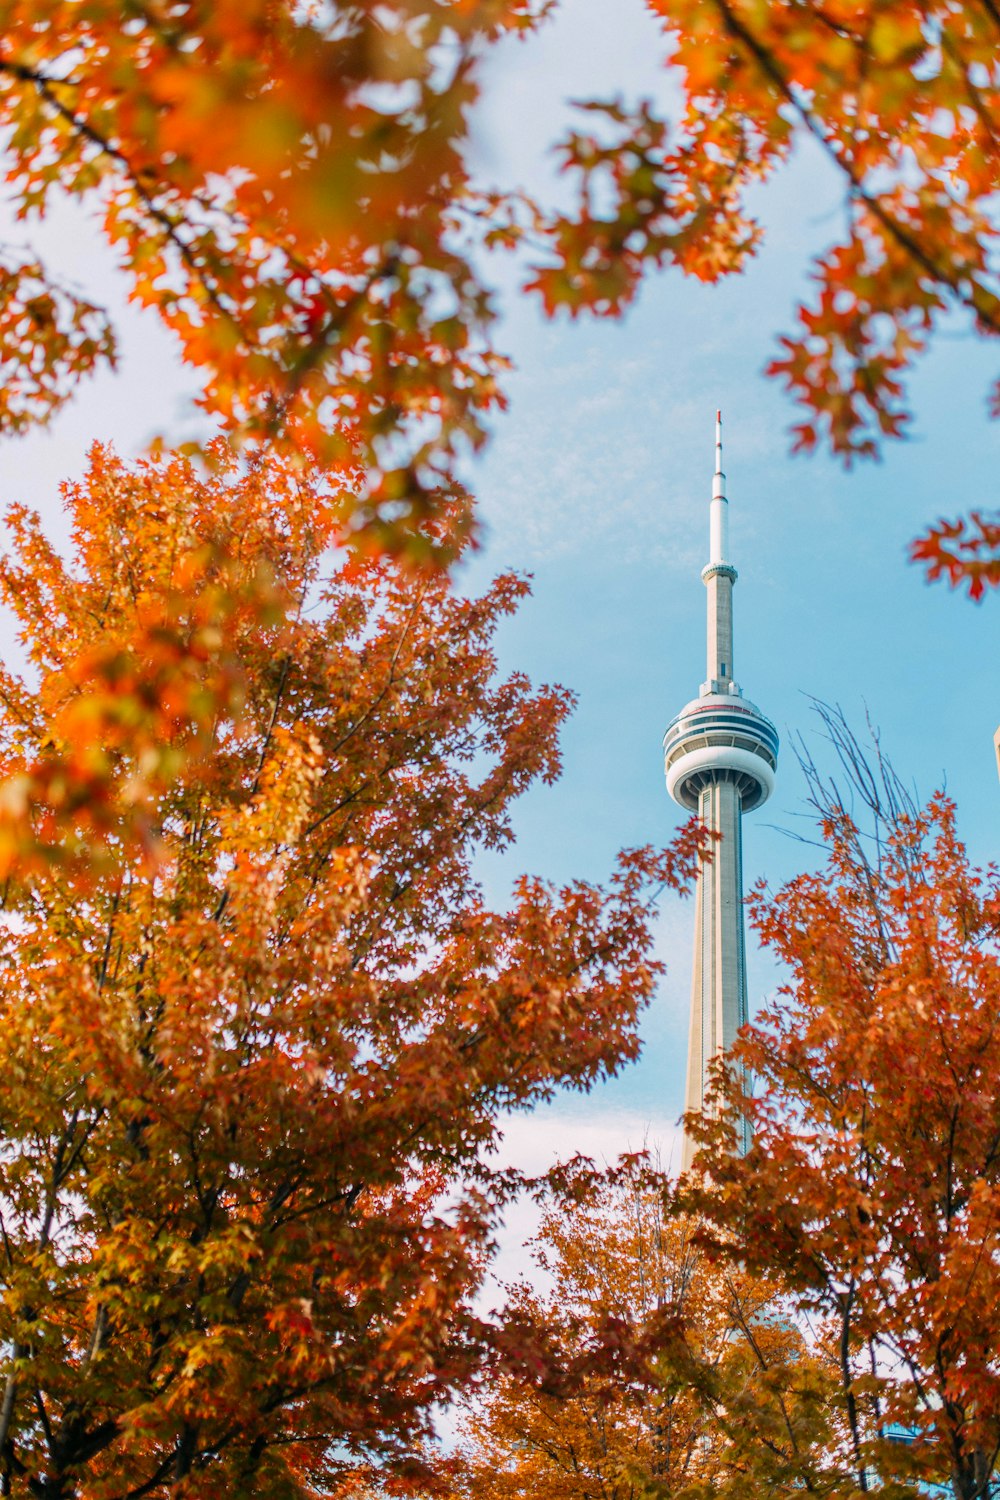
xmin=456 ymin=1169 xmax=845 ymax=1500
xmin=0 ymin=445 xmax=705 ymax=1497
xmin=0 ymin=1 xmax=995 ymax=583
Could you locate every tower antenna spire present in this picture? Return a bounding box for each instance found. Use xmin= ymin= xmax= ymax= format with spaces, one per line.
xmin=709 ymin=409 xmax=728 ymax=565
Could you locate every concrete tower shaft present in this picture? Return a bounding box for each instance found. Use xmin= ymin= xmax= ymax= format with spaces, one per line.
xmin=685 ymin=780 xmax=747 ymax=1145
xmin=664 ymin=414 xmax=777 ymax=1172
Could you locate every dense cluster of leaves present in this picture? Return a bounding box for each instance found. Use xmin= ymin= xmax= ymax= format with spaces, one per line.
xmin=0 ymin=1 xmax=996 ymax=583
xmin=0 ymin=0 xmax=561 ymax=559
xmin=685 ymin=751 xmax=1000 ymax=1498
xmin=645 ymin=1 xmax=1000 ymax=459
xmin=454 ymin=1171 xmax=846 ymax=1500
xmin=0 ymin=446 xmax=705 ymax=1497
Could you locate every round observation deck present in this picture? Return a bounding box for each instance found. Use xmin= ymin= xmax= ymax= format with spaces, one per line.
xmin=664 ymin=693 xmax=778 ymax=812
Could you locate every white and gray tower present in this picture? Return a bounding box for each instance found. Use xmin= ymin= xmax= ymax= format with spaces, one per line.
xmin=663 ymin=415 xmax=778 ymax=1171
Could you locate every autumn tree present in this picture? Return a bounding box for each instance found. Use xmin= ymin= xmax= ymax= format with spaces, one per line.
xmin=454 ymin=1167 xmax=846 ymax=1500
xmin=684 ymin=710 xmax=1000 ymax=1500
xmin=0 ymin=443 xmax=705 ymax=1498
xmin=0 ymin=1 xmax=995 ymax=586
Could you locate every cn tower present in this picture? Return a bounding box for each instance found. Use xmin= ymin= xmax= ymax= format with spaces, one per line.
xmin=664 ymin=415 xmax=778 ymax=1170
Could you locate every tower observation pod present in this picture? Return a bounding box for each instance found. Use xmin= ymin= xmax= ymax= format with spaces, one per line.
xmin=663 ymin=414 xmax=778 ymax=1172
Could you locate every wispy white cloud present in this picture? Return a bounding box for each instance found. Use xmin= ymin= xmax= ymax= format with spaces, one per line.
xmin=473 ymin=329 xmax=785 ymax=572
xmin=482 ymin=1104 xmax=682 ymax=1303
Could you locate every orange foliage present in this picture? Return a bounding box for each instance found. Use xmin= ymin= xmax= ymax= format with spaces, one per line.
xmin=455 ymin=1170 xmax=844 ymax=1500
xmin=0 ymin=0 xmax=555 ymax=561
xmin=0 ymin=2 xmax=995 ymax=582
xmin=685 ymin=788 xmax=1000 ymax=1498
xmin=640 ymin=0 xmax=1000 ymax=594
xmin=0 ymin=445 xmax=706 ymax=1495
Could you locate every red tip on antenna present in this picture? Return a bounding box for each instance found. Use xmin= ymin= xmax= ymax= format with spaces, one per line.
xmin=716 ymin=409 xmax=722 ymax=423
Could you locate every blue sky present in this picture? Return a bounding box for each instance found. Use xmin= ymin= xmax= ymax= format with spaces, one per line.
xmin=465 ymin=0 xmax=1000 ymax=1182
xmin=0 ymin=0 xmax=996 ymax=1206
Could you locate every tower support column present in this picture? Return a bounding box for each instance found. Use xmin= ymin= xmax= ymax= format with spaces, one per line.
xmin=682 ymin=779 xmax=747 ymax=1172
